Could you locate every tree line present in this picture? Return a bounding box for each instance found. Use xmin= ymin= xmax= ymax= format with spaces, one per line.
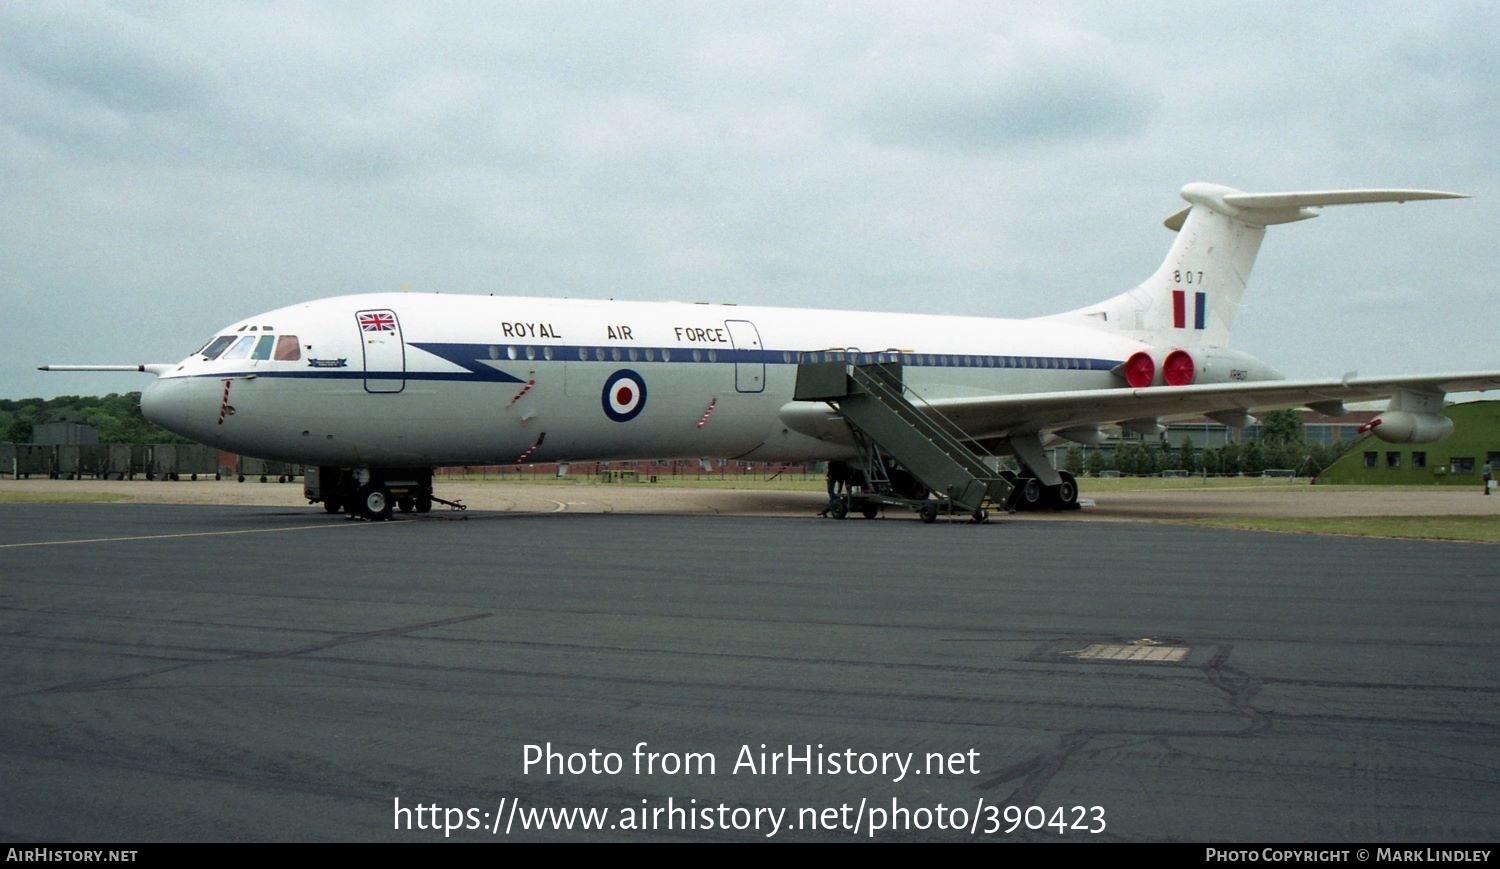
xmin=0 ymin=393 xmax=191 ymax=444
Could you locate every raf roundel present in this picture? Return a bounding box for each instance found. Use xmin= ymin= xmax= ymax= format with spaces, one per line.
xmin=601 ymin=369 xmax=648 ymax=422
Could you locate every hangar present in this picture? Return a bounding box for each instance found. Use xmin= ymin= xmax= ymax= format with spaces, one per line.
xmin=1317 ymin=400 xmax=1500 ymax=486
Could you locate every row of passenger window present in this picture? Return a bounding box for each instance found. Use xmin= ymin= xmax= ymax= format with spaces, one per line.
xmin=800 ymin=351 xmax=1097 ymax=370
xmin=492 ymin=345 xmax=723 ymax=363
xmin=198 ymin=334 xmax=302 ymax=362
xmin=194 ymin=334 xmax=1095 ymax=371
xmin=491 ymin=345 xmax=1096 ymax=370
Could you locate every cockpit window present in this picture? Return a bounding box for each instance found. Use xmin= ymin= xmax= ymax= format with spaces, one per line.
xmin=201 ymin=332 xmax=301 ymax=363
xmin=222 ymin=335 xmax=257 ymax=360
xmin=200 ymin=336 xmax=236 ymax=360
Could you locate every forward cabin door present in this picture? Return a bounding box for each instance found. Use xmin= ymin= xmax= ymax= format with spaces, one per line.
xmin=356 ymin=309 xmax=406 ymax=393
xmin=724 ymin=319 xmax=765 ymax=394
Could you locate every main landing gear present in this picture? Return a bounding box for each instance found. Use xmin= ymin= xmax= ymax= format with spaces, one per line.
xmin=309 ymin=466 xmax=459 ymax=521
xmin=1000 ymin=469 xmax=1080 ymax=512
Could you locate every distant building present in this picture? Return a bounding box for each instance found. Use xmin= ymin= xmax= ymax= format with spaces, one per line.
xmin=1043 ymin=408 xmax=1381 ymax=465
xmin=1163 ymin=409 xmax=1379 ymax=449
xmin=31 ymin=421 xmax=99 ymax=445
xmin=1317 ymin=400 xmax=1500 ymax=486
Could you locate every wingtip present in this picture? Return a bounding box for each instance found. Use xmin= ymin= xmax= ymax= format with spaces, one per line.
xmin=1406 ymin=190 xmax=1470 ymax=201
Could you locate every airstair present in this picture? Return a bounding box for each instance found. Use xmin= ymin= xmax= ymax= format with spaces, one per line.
xmin=794 ymin=359 xmax=1014 ymax=522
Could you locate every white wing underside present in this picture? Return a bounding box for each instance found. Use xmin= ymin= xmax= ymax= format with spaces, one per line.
xmin=916 ymin=372 xmax=1500 ymax=440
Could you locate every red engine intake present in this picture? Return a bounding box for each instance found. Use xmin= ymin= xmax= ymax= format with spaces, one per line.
xmin=1163 ymin=349 xmax=1196 ymax=386
xmin=1123 ymin=351 xmax=1156 ymax=388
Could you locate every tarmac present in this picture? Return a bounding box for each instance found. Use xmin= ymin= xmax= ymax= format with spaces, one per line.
xmin=6 ymin=474 xmax=1500 ymax=519
xmin=1 ymin=482 xmax=1497 ymax=841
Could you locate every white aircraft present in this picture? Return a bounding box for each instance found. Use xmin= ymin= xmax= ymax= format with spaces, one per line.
xmin=43 ymin=182 xmax=1500 ymax=520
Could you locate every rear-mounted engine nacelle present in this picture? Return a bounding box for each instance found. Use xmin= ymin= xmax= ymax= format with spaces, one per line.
xmin=1123 ymin=351 xmax=1155 ymax=388
xmin=1163 ymin=349 xmax=1195 ymax=386
xmin=1120 ymin=347 xmax=1279 ymax=388
xmin=1359 ymin=411 xmax=1454 ymax=444
xmin=1192 ymin=347 xmax=1282 ymax=385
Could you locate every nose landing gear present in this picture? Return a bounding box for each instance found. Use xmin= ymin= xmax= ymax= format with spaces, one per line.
xmin=357 ymin=484 xmax=393 ymax=521
xmin=308 ymin=466 xmax=457 ymax=520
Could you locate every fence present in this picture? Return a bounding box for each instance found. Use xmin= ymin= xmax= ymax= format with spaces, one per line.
xmin=1 ymin=443 xmax=301 ymax=482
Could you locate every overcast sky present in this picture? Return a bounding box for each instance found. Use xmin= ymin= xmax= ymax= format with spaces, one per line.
xmin=4 ymin=1 xmax=1497 ymax=399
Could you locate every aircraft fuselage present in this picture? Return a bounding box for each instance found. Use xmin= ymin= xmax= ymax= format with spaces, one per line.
xmin=141 ymin=292 xmax=1157 ymax=467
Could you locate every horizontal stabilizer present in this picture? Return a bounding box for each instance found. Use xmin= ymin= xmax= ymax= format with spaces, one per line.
xmin=1223 ymin=189 xmax=1468 ymax=210
xmin=1163 ymin=185 xmax=1468 ymax=230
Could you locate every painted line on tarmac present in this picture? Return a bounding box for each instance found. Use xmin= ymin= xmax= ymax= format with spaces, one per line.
xmin=0 ymin=521 xmax=378 ymax=550
xmin=0 ymin=507 xmax=582 ymax=547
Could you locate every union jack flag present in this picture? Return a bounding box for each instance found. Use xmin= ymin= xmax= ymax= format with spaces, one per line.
xmin=359 ymin=312 xmax=396 ymax=332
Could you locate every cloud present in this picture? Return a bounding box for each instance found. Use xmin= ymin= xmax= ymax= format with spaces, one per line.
xmin=849 ymin=21 xmax=1157 ymax=151
xmin=3 ymin=4 xmax=213 ymax=114
xmin=2 ymin=2 xmax=1497 ymax=399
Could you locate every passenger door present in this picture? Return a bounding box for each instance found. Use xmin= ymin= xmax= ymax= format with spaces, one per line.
xmin=356 ymin=309 xmax=406 ymax=393
xmin=724 ymin=319 xmax=765 ymax=394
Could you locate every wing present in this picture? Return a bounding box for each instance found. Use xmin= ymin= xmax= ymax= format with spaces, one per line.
xmin=920 ymin=371 xmax=1500 ymax=440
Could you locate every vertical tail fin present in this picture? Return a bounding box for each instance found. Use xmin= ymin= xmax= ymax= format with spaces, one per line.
xmin=1054 ymin=183 xmax=1467 ymax=348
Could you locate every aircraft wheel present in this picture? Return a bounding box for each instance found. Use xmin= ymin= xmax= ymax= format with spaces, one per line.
xmin=1013 ymin=477 xmax=1043 ymax=511
xmin=860 ymin=502 xmax=880 ymax=520
xmin=830 ymin=498 xmax=849 ymax=520
xmin=971 ymin=507 xmax=988 ymax=524
xmin=919 ymin=502 xmax=938 ymax=524
xmin=397 ymin=497 xmax=415 ymax=514
xmin=415 ymin=495 xmax=433 ymax=514
xmin=1049 ymin=471 xmax=1080 ymax=510
xmin=359 ymin=485 xmax=393 ymax=521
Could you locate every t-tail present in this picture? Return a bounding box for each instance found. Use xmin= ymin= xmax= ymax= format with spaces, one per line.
xmin=1053 ymin=182 xmax=1468 ymax=350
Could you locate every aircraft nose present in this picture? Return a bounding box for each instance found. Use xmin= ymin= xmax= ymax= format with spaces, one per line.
xmin=140 ymin=377 xmax=191 ymax=437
